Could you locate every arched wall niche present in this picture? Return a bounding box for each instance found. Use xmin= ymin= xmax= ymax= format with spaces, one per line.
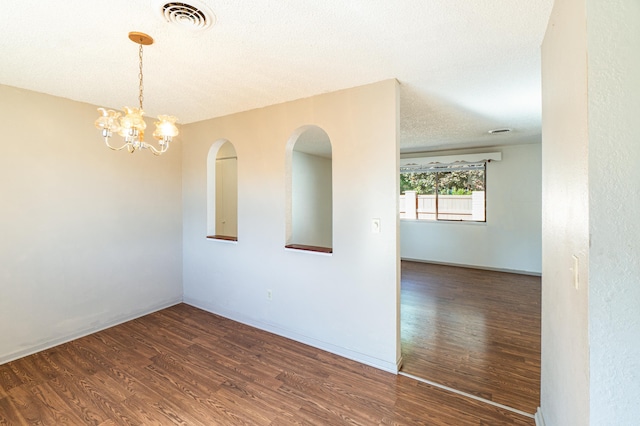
xmin=207 ymin=139 xmax=238 ymax=241
xmin=285 ymin=125 xmax=333 ymax=252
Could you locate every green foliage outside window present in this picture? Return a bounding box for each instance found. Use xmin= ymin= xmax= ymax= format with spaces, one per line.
xmin=400 ymin=169 xmax=485 ymax=195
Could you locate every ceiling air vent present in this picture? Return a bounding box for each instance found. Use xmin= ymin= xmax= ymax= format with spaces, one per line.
xmin=155 ymin=1 xmax=216 ymax=31
xmin=488 ymin=128 xmax=512 ymax=134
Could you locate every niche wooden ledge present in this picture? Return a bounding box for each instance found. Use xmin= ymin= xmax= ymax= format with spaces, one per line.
xmin=285 ymin=244 xmax=333 ymax=254
xmin=206 ymin=235 xmax=238 ymax=242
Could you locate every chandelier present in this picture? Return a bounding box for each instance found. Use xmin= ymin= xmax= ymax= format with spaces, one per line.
xmin=94 ymin=32 xmax=178 ymax=155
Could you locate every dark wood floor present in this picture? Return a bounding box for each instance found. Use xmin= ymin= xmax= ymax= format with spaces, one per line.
xmin=400 ymin=261 xmax=541 ymax=414
xmin=0 ymin=303 xmax=534 ymax=425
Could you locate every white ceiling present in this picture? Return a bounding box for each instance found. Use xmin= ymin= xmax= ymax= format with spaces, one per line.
xmin=0 ymin=0 xmax=553 ymax=153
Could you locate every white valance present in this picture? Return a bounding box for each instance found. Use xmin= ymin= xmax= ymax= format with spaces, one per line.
xmin=400 ymin=151 xmax=502 ymax=173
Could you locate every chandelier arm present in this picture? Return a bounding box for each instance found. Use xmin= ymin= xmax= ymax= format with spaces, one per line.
xmin=145 ymin=142 xmax=170 ymax=156
xmin=104 ymin=137 xmax=133 ymax=152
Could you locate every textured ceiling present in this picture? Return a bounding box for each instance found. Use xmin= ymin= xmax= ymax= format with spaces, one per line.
xmin=0 ymin=0 xmax=553 ymax=153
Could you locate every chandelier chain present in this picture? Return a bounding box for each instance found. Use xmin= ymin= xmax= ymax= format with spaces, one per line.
xmin=138 ymin=44 xmax=144 ymax=110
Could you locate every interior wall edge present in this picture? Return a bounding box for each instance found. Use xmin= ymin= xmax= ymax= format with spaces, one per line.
xmin=183 ymin=297 xmax=400 ymax=374
xmin=0 ymin=297 xmax=182 ymax=365
xmin=401 ymin=258 xmax=542 ymax=277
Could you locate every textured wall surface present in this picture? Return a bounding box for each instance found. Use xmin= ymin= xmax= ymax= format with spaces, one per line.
xmin=0 ymin=85 xmax=183 ymax=363
xmin=587 ymin=0 xmax=640 ymax=423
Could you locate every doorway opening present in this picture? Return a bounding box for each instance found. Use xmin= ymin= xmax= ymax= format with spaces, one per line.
xmin=399 ymin=261 xmax=541 ymax=414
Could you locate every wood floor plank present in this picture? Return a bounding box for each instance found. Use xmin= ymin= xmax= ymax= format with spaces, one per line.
xmin=0 ymin=303 xmax=534 ymax=425
xmin=151 ymin=351 xmax=223 ymax=393
xmin=7 ymin=355 xmax=56 ymax=387
xmin=236 ymin=381 xmax=305 ymax=423
xmin=119 ymin=394 xmax=177 ymax=426
xmin=128 ymin=359 xmax=219 ymax=425
xmin=0 ymin=396 xmax=28 ymax=425
xmin=275 ymin=371 xmax=394 ymax=426
xmin=114 ymin=322 xmax=181 ymax=359
xmin=7 ymin=384 xmax=60 ymax=425
xmin=212 ymin=384 xmax=276 ymax=425
xmin=75 ymin=373 xmax=146 ymax=426
xmin=0 ymin=364 xmax=24 ymax=394
xmin=27 ymin=381 xmax=90 ymax=425
xmin=46 ymin=375 xmax=110 ymax=425
xmin=183 ymin=342 xmax=279 ymax=391
xmin=118 ymin=368 xmax=208 ymax=425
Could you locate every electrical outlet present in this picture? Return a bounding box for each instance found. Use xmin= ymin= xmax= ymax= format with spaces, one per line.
xmin=267 ymin=289 xmax=272 ymax=300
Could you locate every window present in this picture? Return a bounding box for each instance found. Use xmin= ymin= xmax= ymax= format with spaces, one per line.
xmin=400 ymin=162 xmax=486 ymax=222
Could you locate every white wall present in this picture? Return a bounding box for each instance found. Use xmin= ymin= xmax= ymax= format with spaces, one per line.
xmin=542 ymin=0 xmax=640 ymax=424
xmin=541 ymin=1 xmax=590 ymax=423
xmin=291 ymin=150 xmax=332 ymax=248
xmin=586 ymin=0 xmax=640 ymax=423
xmin=0 ymin=85 xmax=183 ymax=363
xmin=401 ymin=143 xmax=542 ymax=274
xmin=181 ymin=80 xmax=401 ymax=372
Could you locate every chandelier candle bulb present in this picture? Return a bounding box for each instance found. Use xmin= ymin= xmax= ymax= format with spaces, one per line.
xmin=94 ymin=32 xmax=178 ymax=156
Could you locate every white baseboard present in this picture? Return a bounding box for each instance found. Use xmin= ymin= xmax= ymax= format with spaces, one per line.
xmin=0 ymin=297 xmax=182 ymax=365
xmin=183 ymin=297 xmax=400 ymax=374
xmin=401 ymin=257 xmax=542 ymax=277
xmin=535 ymin=407 xmax=546 ymax=426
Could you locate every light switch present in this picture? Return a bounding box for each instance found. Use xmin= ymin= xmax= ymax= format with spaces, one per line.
xmin=372 ymin=218 xmax=381 ymax=233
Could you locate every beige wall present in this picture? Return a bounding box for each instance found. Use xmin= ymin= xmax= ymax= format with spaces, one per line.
xmin=0 ymin=85 xmax=183 ymax=363
xmin=181 ymin=80 xmax=401 ymax=371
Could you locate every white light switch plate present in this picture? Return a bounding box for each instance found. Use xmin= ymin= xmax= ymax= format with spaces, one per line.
xmin=372 ymin=218 xmax=381 ymax=233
